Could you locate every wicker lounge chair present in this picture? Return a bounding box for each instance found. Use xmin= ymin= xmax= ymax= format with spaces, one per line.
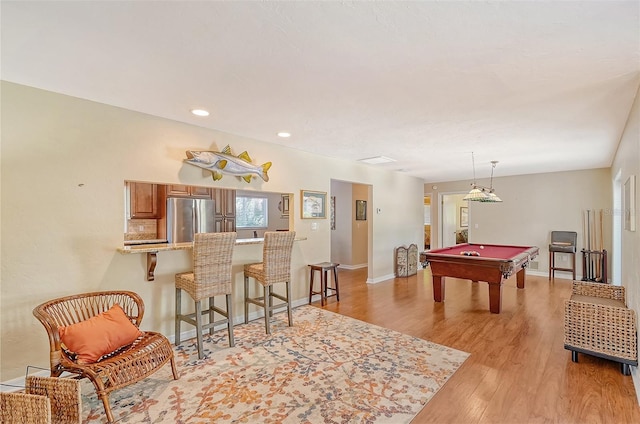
xmin=33 ymin=291 xmax=179 ymax=423
xmin=564 ymin=281 xmax=638 ymax=375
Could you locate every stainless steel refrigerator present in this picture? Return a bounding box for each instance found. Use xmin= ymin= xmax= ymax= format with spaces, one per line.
xmin=167 ymin=197 xmax=216 ymax=243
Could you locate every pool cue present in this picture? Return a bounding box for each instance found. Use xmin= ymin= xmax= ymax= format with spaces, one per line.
xmin=589 ymin=209 xmax=596 ymax=281
xmin=581 ymin=210 xmax=584 ymax=280
xmin=591 ymin=209 xmax=597 ymax=280
xmin=587 ymin=209 xmax=591 ymax=281
xmin=599 ymin=209 xmax=605 ymax=282
xmin=594 ymin=209 xmax=601 ymax=281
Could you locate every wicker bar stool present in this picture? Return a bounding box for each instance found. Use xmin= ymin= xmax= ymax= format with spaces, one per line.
xmin=244 ymin=231 xmax=296 ymax=334
xmin=175 ymin=232 xmax=237 ymax=359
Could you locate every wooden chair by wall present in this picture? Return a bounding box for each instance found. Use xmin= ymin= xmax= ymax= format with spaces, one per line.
xmin=549 ymin=230 xmax=577 ymax=280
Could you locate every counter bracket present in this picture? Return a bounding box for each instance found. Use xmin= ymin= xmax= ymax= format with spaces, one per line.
xmin=146 ymin=252 xmax=158 ymax=281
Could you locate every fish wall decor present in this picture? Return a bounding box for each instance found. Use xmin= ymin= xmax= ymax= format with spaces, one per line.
xmin=184 ymin=145 xmax=271 ymax=183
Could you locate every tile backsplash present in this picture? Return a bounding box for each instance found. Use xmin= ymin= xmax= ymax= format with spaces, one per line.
xmin=125 ymin=219 xmax=158 ymax=241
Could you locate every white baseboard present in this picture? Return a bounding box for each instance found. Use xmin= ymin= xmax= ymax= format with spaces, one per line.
xmin=338 ymin=263 xmax=367 ymax=270
xmin=367 ymin=273 xmax=396 ymax=284
xmin=527 ymin=269 xmax=576 ymax=279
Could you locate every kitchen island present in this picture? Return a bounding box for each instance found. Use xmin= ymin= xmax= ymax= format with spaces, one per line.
xmin=118 ymin=237 xmax=305 ymax=280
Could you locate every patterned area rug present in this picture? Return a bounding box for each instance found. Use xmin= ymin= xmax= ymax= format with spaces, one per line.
xmin=82 ymin=306 xmax=469 ymax=423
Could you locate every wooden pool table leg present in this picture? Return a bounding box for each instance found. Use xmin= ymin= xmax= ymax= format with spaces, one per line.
xmin=433 ymin=276 xmax=444 ymax=302
xmin=488 ymin=283 xmax=502 ymax=313
xmin=516 ymin=268 xmax=525 ymax=289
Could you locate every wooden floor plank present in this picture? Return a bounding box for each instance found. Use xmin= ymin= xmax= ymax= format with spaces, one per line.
xmin=315 ymin=267 xmax=640 ymax=423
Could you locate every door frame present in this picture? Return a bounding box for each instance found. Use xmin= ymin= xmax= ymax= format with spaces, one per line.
xmin=438 ymin=191 xmax=468 ymax=248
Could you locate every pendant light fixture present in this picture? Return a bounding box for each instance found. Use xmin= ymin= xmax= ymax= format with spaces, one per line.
xmin=463 ymin=153 xmax=502 ymax=203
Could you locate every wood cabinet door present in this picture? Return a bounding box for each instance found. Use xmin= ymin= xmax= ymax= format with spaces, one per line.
xmin=213 ymin=189 xmax=236 ymax=232
xmin=190 ymin=186 xmax=212 ymax=198
xmin=167 ymin=185 xmax=211 ymax=198
xmin=215 ymin=189 xmax=236 ymax=217
xmin=130 ymin=183 xmax=158 ymax=218
xmin=167 ymin=185 xmax=190 ymax=197
xmin=223 ymin=217 xmax=236 ymax=232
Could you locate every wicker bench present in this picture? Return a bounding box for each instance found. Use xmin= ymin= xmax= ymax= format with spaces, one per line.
xmin=564 ymin=281 xmax=638 ymax=375
xmin=33 ymin=291 xmax=179 ymax=423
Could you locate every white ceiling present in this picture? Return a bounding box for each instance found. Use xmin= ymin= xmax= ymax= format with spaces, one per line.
xmin=2 ymin=1 xmax=639 ymax=183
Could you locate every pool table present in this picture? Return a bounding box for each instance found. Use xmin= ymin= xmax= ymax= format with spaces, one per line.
xmin=423 ymin=243 xmax=539 ymax=313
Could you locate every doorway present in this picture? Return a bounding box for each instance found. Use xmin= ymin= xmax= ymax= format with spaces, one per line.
xmin=330 ymin=180 xmax=371 ymax=277
xmin=439 ymin=192 xmax=468 ymax=248
xmin=424 ymin=195 xmax=432 ymax=250
xmin=613 ymin=170 xmax=622 ymax=284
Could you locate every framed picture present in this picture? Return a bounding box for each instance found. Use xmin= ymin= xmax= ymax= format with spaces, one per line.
xmin=460 ymin=206 xmax=469 ymax=227
xmin=624 ymin=175 xmax=636 ymax=231
xmin=279 ymin=194 xmax=290 ymax=218
xmin=330 ymin=196 xmax=336 ymax=230
xmin=356 ymin=200 xmax=367 ymax=221
xmin=301 ymin=190 xmax=327 ymax=219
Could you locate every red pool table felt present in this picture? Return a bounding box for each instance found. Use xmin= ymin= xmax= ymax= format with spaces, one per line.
xmin=423 ymin=243 xmax=539 ymax=313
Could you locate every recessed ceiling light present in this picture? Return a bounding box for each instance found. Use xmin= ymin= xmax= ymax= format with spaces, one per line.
xmin=357 ymin=156 xmax=396 ymax=165
xmin=277 ymin=132 xmax=291 ymax=138
xmin=191 ymin=109 xmax=210 ymax=117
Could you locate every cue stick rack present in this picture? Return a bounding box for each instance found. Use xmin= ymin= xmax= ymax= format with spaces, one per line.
xmin=581 ymin=209 xmax=607 ymax=283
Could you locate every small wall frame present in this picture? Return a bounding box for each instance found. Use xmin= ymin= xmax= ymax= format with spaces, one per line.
xmin=460 ymin=206 xmax=468 ymax=227
xmin=356 ymin=200 xmax=367 ymax=221
xmin=301 ymin=190 xmax=327 ymax=219
xmin=624 ymin=175 xmax=636 ymax=231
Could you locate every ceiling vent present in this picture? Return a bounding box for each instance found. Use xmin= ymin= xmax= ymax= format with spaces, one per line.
xmin=357 ymin=156 xmax=396 ymax=165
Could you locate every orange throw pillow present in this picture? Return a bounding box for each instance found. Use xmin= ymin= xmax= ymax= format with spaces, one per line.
xmin=59 ymin=304 xmax=143 ymax=364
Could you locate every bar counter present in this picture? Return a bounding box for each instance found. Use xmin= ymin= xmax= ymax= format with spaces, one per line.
xmin=117 ymin=237 xmax=305 ymax=281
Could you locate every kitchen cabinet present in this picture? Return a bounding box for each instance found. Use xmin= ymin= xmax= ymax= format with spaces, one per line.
xmin=214 ymin=189 xmax=236 ymax=232
xmin=129 ymin=182 xmax=158 ymax=218
xmin=167 ymin=184 xmax=212 ymax=199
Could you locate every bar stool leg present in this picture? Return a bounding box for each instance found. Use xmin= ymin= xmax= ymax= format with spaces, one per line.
xmin=548 ymin=251 xmax=552 ymax=280
xmin=323 ymin=269 xmax=328 ymax=300
xmin=309 ymin=268 xmax=315 ymax=304
xmin=195 ymin=300 xmax=204 ymax=359
xmin=333 ymin=266 xmax=340 ymax=301
xmin=226 ymin=293 xmax=235 ymax=347
xmin=264 ymin=285 xmax=271 ymax=335
xmin=208 ymin=296 xmax=215 ymax=336
xmin=175 ymin=288 xmax=182 ymax=346
xmin=321 ymin=269 xmax=327 ymax=306
xmin=244 ymin=276 xmax=250 ymax=324
xmin=286 ymin=280 xmax=293 ymax=326
xmin=571 ymin=252 xmax=576 ymax=280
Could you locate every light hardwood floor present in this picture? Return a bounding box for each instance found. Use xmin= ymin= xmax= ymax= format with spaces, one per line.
xmin=315 ymin=267 xmax=640 ymax=423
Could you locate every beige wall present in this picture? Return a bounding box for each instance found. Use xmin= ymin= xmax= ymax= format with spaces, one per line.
xmin=611 ymin=83 xmax=640 ymax=392
xmin=0 ymin=82 xmax=424 ymax=380
xmin=426 ymin=168 xmax=613 ymax=277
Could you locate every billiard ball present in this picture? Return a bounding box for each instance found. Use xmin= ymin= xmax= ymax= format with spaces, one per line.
xmin=480 ymin=245 xmax=485 ymax=249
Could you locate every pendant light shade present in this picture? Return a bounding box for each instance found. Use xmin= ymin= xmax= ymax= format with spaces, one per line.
xmin=465 ymin=154 xmax=502 ymax=203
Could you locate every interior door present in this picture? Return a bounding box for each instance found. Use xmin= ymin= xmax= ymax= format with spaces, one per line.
xmin=441 ymin=195 xmax=458 ymax=247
